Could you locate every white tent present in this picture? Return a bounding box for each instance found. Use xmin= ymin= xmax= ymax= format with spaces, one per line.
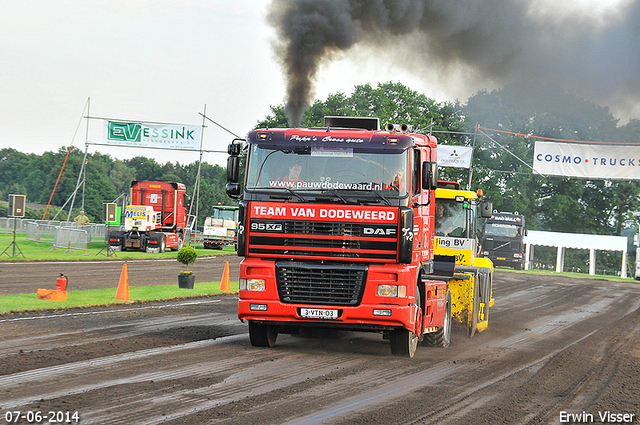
xmin=524 ymin=230 xmax=628 ymax=278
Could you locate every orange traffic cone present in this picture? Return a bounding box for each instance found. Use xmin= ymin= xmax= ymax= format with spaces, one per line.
xmin=219 ymin=261 xmax=230 ymax=292
xmin=116 ymin=263 xmax=130 ymax=301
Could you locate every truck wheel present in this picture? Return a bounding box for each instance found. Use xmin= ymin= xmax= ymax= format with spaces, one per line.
xmin=248 ymin=321 xmax=277 ymax=347
xmin=390 ymin=327 xmax=419 ymax=357
xmin=424 ymin=289 xmax=451 ymax=348
xmin=390 ymin=282 xmax=423 ymax=357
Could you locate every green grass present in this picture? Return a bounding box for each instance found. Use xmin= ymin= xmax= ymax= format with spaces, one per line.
xmin=0 ymin=232 xmax=235 ymax=261
xmin=0 ymin=281 xmax=239 ymax=314
xmin=493 ymin=266 xmax=634 ymax=282
xmin=1 ymin=232 xmax=634 ymax=314
xmin=0 ymin=232 xmax=239 ymax=314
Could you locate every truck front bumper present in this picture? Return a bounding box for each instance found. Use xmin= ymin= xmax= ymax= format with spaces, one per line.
xmin=238 ymin=299 xmax=413 ymax=332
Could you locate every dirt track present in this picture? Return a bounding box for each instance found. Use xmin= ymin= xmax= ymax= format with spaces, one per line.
xmin=0 ymin=255 xmax=243 ymax=295
xmin=1 ymin=268 xmax=640 ymax=424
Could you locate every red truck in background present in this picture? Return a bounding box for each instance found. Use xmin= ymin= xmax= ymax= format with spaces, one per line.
xmin=107 ymin=181 xmax=188 ymax=253
xmin=225 ymin=116 xmax=474 ymax=357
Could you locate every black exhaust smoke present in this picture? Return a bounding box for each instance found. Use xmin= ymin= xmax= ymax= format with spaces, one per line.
xmin=268 ymin=0 xmax=640 ymax=126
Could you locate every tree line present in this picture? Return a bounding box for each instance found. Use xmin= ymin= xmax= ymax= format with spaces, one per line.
xmin=0 ymin=148 xmax=233 ymax=226
xmin=1 ymin=81 xmax=638 ymax=271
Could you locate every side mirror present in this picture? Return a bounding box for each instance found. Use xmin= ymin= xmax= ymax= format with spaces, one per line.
xmin=227 ymin=155 xmax=239 ymax=183
xmin=228 ymin=141 xmax=242 ymax=156
xmin=226 ymin=183 xmax=241 ymax=197
xmin=480 ymin=201 xmax=493 ymax=218
xmin=422 ymin=162 xmax=438 ymax=190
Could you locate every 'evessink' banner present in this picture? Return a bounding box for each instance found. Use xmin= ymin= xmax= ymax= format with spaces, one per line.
xmin=104 ymin=121 xmax=201 ymax=150
xmin=533 ymin=141 xmax=640 ymax=179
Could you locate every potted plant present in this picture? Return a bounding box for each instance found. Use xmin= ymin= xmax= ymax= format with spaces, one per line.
xmin=176 ymin=245 xmax=198 ymax=289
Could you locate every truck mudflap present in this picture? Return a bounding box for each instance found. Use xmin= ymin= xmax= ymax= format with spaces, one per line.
xmin=166 ymin=232 xmax=184 ymax=251
xmin=447 ymin=266 xmax=493 ymax=337
xmin=145 ymin=232 xmax=166 ymax=253
xmin=107 ymin=230 xmax=125 ymax=251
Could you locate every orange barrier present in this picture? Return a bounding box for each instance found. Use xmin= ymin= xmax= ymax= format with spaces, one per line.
xmin=37 ymin=289 xmax=68 ymax=301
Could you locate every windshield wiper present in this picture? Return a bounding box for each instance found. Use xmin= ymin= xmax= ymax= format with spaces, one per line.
xmin=252 ymin=186 xmax=306 ymax=202
xmin=353 ymin=185 xmax=391 ymax=206
xmin=320 ymin=189 xmax=348 ymax=204
xmin=279 ymin=187 xmax=305 ymax=202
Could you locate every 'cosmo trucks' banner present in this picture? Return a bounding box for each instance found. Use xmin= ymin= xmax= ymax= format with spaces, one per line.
xmin=533 ymin=141 xmax=640 ymax=180
xmin=104 ymin=121 xmax=201 ymax=150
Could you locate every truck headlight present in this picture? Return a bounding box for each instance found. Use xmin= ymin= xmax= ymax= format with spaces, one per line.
xmin=240 ymin=278 xmax=265 ymax=291
xmin=377 ymin=284 xmax=406 ymax=297
xmin=513 ymin=253 xmax=523 ymax=258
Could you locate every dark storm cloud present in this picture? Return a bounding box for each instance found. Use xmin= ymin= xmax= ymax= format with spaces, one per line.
xmin=268 ymin=0 xmax=640 ymax=126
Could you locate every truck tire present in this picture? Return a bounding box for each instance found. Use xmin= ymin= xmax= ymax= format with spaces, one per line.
xmin=248 ymin=321 xmax=278 ymax=347
xmin=390 ymin=284 xmax=422 ymax=357
xmin=424 ymin=289 xmax=451 ymax=348
xmin=390 ymin=327 xmax=419 ymax=357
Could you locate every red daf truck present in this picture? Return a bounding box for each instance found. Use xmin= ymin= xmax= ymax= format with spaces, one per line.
xmin=226 ymin=117 xmax=473 ymax=357
xmin=107 ymin=181 xmax=189 ymax=253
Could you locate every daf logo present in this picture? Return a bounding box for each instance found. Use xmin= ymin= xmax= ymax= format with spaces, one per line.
xmin=363 ymin=227 xmax=396 ymax=236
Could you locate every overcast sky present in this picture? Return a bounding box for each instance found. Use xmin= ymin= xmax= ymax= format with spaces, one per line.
xmin=1 ymin=0 xmax=635 ymax=167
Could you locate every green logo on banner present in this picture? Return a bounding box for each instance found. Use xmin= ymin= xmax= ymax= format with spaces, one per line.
xmin=108 ymin=122 xmax=142 ymax=142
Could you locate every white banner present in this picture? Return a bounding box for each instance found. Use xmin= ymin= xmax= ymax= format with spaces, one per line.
xmin=437 ymin=145 xmax=473 ymax=168
xmin=533 ymin=141 xmax=640 ymax=179
xmin=104 ymin=121 xmax=201 ymax=150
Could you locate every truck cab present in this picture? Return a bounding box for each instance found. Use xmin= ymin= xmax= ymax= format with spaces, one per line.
xmin=203 ymin=205 xmax=239 ymax=249
xmin=434 ymin=180 xmax=494 ymax=336
xmin=107 ymin=181 xmax=188 ymax=253
xmin=226 ymin=117 xmax=451 ymax=357
xmin=480 ymin=212 xmax=527 ymax=269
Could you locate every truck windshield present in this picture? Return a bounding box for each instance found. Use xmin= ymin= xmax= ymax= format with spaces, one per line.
xmin=435 ymin=199 xmax=469 ymax=237
xmin=214 ymin=209 xmax=237 ymax=221
xmin=485 ymin=223 xmax=522 ymax=238
xmin=245 ymin=144 xmax=409 ymax=197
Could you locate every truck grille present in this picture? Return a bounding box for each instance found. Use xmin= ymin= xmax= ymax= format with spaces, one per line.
xmin=284 ymin=221 xmax=361 ymax=236
xmin=276 ymin=262 xmax=367 ymax=306
xmin=248 ymin=219 xmax=398 ymax=262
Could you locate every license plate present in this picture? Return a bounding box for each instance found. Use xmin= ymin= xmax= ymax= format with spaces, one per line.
xmin=497 ymin=257 xmax=506 ymax=261
xmin=300 ymin=308 xmax=338 ymax=319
